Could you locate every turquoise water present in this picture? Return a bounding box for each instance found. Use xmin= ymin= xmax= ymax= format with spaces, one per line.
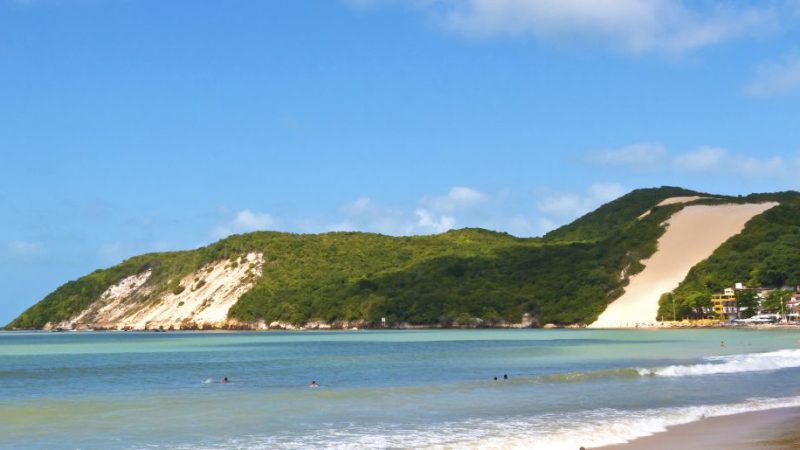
xmin=3 ymin=329 xmax=800 ymax=449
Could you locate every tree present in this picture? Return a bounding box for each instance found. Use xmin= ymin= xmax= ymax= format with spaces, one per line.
xmin=688 ymin=292 xmax=712 ymax=317
xmin=762 ymin=290 xmax=792 ymax=316
xmin=736 ymin=290 xmax=758 ymax=319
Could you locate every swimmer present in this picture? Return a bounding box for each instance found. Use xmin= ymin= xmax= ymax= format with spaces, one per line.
xmin=493 ymin=376 xmax=498 ymax=381
xmin=309 ymin=380 xmax=319 ymax=388
xmin=222 ymin=377 xmax=229 ymax=384
xmin=503 ymin=374 xmax=508 ymax=380
xmin=720 ymin=341 xmax=725 ymax=348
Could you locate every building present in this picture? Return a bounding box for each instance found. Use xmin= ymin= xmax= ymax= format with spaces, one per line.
xmin=786 ymin=287 xmax=800 ymax=322
xmin=712 ymin=288 xmax=739 ymax=320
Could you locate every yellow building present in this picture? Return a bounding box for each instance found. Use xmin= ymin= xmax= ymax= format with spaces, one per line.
xmin=712 ymin=288 xmax=738 ymax=319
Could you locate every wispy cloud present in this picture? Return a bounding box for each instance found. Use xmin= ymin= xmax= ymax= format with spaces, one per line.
xmin=333 ymin=186 xmax=492 ymax=235
xmin=7 ymin=240 xmax=48 ymax=259
xmin=212 ymin=209 xmax=276 ymax=239
xmin=222 ymin=186 xmax=554 ymax=237
xmin=586 ymin=143 xmax=667 ymax=169
xmin=744 ymin=52 xmax=800 ymax=98
xmin=537 ymin=182 xmax=626 ymax=224
xmin=347 ymin=0 xmax=780 ymax=55
xmin=420 ymin=186 xmax=488 ymax=214
xmin=672 ymin=147 xmax=785 ymax=175
xmin=672 ymin=146 xmax=727 ymax=171
xmin=587 ymin=142 xmax=790 ymax=177
xmin=213 ymin=184 xmax=630 ymax=239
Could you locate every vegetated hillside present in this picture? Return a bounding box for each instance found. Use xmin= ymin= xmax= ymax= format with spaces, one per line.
xmin=658 ymin=193 xmax=800 ymax=319
xmin=543 ymin=186 xmax=701 ymax=242
xmin=10 ymin=186 xmax=764 ymax=330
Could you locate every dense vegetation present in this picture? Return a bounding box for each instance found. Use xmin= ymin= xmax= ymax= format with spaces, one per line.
xmin=14 ymin=186 xmax=799 ymax=329
xmin=543 ymin=186 xmax=700 ymax=242
xmin=658 ymin=194 xmax=800 ymax=320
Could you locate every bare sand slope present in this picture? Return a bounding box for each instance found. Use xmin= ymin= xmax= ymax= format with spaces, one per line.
xmin=590 ymin=202 xmax=777 ymax=328
xmin=656 ymin=195 xmax=707 ymax=206
xmin=45 ymin=252 xmax=264 ymax=330
xmin=638 ymin=196 xmax=709 ymax=219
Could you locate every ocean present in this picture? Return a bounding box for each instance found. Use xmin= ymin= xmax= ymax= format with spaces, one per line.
xmin=3 ymin=329 xmax=800 ymax=449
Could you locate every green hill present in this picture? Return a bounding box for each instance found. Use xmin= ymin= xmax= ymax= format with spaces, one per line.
xmin=9 ymin=187 xmax=800 ymax=330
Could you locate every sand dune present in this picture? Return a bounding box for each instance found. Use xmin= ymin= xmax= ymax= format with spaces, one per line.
xmin=590 ymin=202 xmax=778 ymax=328
xmin=655 ymin=195 xmax=707 ymax=206
xmin=638 ymin=196 xmax=709 ymax=219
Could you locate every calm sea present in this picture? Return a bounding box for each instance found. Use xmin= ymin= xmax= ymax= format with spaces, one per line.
xmin=3 ymin=329 xmax=800 ymax=449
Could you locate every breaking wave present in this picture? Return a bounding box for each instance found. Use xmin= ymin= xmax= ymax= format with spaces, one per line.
xmin=639 ymin=348 xmax=800 ymax=377
xmin=168 ymin=395 xmax=800 ymax=450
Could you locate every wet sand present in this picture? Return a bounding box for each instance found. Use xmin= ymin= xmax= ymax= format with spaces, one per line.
xmin=596 ymin=406 xmax=800 ymax=449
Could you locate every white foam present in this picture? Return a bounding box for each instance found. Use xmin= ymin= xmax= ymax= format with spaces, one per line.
xmin=172 ymin=395 xmax=800 ymax=450
xmin=639 ymin=348 xmax=800 ymax=377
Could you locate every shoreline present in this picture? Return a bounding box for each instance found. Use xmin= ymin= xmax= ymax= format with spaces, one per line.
xmin=595 ymin=406 xmax=800 ymax=450
xmin=6 ymin=323 xmax=800 ymax=332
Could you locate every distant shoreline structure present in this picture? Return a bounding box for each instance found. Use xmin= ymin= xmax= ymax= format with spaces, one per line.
xmin=12 ymin=320 xmax=800 ymax=333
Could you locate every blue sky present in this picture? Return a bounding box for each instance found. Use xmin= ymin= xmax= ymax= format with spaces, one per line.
xmin=2 ymin=0 xmax=800 ymax=323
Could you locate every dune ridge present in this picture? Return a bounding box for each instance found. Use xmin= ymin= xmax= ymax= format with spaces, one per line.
xmin=590 ymin=201 xmax=778 ymax=328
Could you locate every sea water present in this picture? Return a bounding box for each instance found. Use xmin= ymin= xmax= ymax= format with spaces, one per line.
xmin=3 ymin=329 xmax=800 ymax=449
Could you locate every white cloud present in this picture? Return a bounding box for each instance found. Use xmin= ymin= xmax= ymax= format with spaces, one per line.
xmin=350 ymin=0 xmax=778 ymax=55
xmin=673 ymin=146 xmax=727 ymax=171
xmin=420 ymin=186 xmax=489 ymax=214
xmin=537 ymin=217 xmax=557 ymax=234
xmin=537 ymin=182 xmax=625 ymax=218
xmin=672 ymin=146 xmax=785 ymax=175
xmin=731 ymin=155 xmax=784 ymax=174
xmin=328 ymin=186 xmax=521 ymax=235
xmin=744 ymin=53 xmax=800 ymax=98
xmin=331 ymin=197 xmax=415 ymax=235
xmin=212 ymin=209 xmax=276 ymax=239
xmin=232 ymin=210 xmax=275 ymax=230
xmin=589 ymin=182 xmax=627 ymax=201
xmin=586 ymin=143 xmax=667 ymax=168
xmin=414 ymin=208 xmax=456 ymax=233
xmin=7 ymin=240 xmax=48 ymax=259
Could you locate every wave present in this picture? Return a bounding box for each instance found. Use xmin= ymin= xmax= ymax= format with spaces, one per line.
xmin=639 ymin=348 xmax=800 ymax=377
xmin=167 ymin=395 xmax=800 ymax=450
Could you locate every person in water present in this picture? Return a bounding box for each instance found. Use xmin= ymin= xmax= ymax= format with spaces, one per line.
xmin=309 ymin=380 xmax=319 ymax=388
xmin=493 ymin=376 xmax=498 ymax=381
xmin=222 ymin=377 xmax=229 ymax=384
xmin=503 ymin=374 xmax=508 ymax=380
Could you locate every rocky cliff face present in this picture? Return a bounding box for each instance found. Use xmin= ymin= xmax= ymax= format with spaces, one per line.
xmin=44 ymin=252 xmax=264 ymax=331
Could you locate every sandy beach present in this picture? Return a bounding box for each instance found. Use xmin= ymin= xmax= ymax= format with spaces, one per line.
xmin=596 ymin=406 xmax=800 ymax=450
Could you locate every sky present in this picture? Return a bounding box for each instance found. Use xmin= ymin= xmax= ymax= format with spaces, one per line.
xmin=2 ymin=0 xmax=800 ymax=323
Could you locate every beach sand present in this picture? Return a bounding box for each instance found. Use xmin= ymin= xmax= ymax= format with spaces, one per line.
xmin=590 ymin=201 xmax=778 ymax=328
xmin=595 ymin=406 xmax=800 ymax=450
